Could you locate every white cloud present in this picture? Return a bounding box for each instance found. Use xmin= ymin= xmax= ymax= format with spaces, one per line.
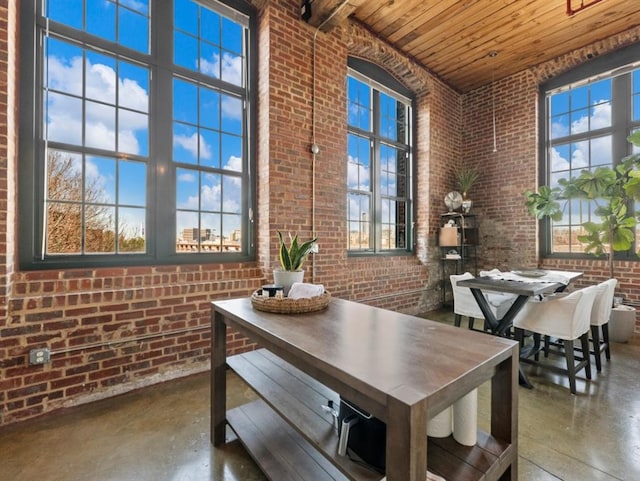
xmin=201 ymin=182 xmax=222 ymax=210
xmin=590 ymin=102 xmax=611 ymax=129
xmin=347 ymin=155 xmax=370 ymax=190
xmin=551 ymin=120 xmax=569 ymax=139
xmin=201 ymin=52 xmax=243 ymax=87
xmin=222 ymin=178 xmax=241 ymax=212
xmin=222 ymin=198 xmax=240 ymax=213
xmin=174 ymin=132 xmax=212 ymax=160
xmin=223 ymin=155 xmax=242 ymax=172
xmin=571 ymin=142 xmax=589 ymax=169
xmin=550 ymin=147 xmax=570 ymax=172
xmin=47 ymin=96 xmax=83 ymax=145
xmin=178 ymin=171 xmax=197 ymax=182
xmin=570 ymin=101 xmax=611 ymax=134
xmin=86 ymin=62 xmax=117 ymax=103
xmin=47 ymin=56 xmax=83 ymax=95
xmin=46 ymin=54 xmax=149 ymax=155
xmin=221 ymin=95 xmax=242 ymax=121
xmin=85 ymin=118 xmax=117 ymax=151
xmin=591 ymin=136 xmax=612 ymax=165
xmin=221 ymin=53 xmax=243 ymax=86
xmin=120 ymin=78 xmax=149 ymax=112
xmin=177 ymin=173 xmax=240 ymax=214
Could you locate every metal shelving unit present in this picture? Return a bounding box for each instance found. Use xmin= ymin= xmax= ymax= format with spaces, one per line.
xmin=439 ymin=213 xmax=478 ymax=305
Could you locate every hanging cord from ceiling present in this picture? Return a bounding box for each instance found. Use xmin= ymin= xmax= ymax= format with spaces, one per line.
xmin=310 ymin=0 xmax=350 ymax=282
xmin=489 ymin=51 xmax=498 ymax=153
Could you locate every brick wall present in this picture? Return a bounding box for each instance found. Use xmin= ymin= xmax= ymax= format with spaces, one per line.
xmin=259 ymin=2 xmax=440 ymax=307
xmin=462 ymin=26 xmax=640 ymax=338
xmin=2 ymin=265 xmax=265 ymax=423
xmin=462 ymin=70 xmax=539 ymax=269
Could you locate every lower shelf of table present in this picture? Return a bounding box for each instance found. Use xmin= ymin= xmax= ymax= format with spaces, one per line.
xmin=228 ymin=399 xmax=365 ymax=481
xmin=225 ymin=349 xmax=515 ymax=481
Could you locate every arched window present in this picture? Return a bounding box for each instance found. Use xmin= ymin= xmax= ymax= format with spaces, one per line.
xmin=347 ymin=58 xmax=414 ymax=254
xmin=540 ymin=44 xmax=640 ymax=257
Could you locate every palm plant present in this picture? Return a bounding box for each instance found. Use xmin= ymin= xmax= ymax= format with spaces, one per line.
xmin=524 ymin=131 xmax=640 ymax=279
xmin=455 ymin=164 xmax=479 ymax=198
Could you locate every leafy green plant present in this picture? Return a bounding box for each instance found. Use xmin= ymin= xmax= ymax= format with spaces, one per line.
xmin=277 ymin=231 xmax=317 ymax=271
xmin=455 ymin=164 xmax=479 ymax=196
xmin=524 ymin=131 xmax=640 ymax=279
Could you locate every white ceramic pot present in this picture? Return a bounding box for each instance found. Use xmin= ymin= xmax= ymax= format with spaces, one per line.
xmin=609 ymin=305 xmax=636 ymax=343
xmin=273 ymin=269 xmax=304 ymax=297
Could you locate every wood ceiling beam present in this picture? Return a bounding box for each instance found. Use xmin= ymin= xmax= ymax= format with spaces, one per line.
xmin=304 ymin=0 xmax=367 ymax=32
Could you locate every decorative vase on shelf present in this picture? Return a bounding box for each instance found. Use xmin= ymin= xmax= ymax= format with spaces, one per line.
xmin=273 ymin=269 xmax=304 ymax=297
xmin=461 ymin=192 xmax=472 ymax=213
xmin=455 ymin=164 xmax=478 ymax=214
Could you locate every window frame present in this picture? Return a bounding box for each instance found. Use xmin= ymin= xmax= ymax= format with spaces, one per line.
xmin=18 ymin=0 xmax=257 ymax=270
xmin=346 ymin=57 xmax=415 ymax=256
xmin=538 ymin=43 xmax=640 ymax=259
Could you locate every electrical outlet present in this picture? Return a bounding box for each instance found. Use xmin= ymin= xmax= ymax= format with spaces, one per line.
xmin=311 ymin=242 xmax=319 ymax=254
xmin=29 ymin=348 xmax=51 ymax=365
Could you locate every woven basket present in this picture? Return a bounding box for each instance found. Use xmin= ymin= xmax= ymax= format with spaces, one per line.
xmin=251 ymin=289 xmax=331 ymax=314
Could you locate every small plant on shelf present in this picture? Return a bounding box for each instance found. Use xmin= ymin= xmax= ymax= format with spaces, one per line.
xmin=455 ymin=164 xmax=479 ymax=199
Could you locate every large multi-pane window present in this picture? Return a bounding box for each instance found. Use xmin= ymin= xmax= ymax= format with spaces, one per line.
xmin=347 ymin=60 xmax=413 ymax=253
xmin=542 ymin=52 xmax=640 ymax=256
xmin=19 ymin=0 xmax=255 ymax=269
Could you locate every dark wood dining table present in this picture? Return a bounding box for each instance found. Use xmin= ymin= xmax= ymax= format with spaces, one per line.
xmin=457 ymin=270 xmax=583 ymax=388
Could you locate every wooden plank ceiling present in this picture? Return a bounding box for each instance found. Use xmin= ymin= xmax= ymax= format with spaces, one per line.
xmin=304 ymin=0 xmax=640 ymax=92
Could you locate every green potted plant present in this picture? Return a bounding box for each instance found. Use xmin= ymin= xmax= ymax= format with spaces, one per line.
xmin=524 ymin=131 xmax=640 ymax=280
xmin=455 ymin=164 xmax=479 ymax=212
xmin=524 ymin=132 xmax=640 ymax=343
xmin=274 ymin=231 xmax=317 ymax=295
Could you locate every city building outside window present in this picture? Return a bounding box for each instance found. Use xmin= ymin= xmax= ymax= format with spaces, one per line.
xmin=19 ymin=0 xmax=256 ymax=269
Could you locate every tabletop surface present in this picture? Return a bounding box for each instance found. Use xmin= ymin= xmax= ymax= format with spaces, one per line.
xmin=458 ymin=269 xmax=583 ymax=296
xmin=213 ymin=297 xmax=516 ymax=406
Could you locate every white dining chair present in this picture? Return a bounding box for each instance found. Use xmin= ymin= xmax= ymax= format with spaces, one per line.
xmin=450 ymin=272 xmax=516 ymax=330
xmin=589 ymin=278 xmax=617 ymax=371
xmin=513 ymin=284 xmax=600 ymax=394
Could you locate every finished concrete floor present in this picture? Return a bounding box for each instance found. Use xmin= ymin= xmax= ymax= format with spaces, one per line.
xmin=1 ymin=308 xmax=639 ymax=481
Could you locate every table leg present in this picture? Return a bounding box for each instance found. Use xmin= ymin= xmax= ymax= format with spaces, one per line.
xmin=468 ymin=290 xmax=534 ymax=388
xmin=514 ymin=327 xmax=535 ymax=389
xmin=518 ymin=367 xmax=534 ymax=389
xmin=495 ymin=296 xmax=529 ymax=336
xmin=386 ymin=387 xmax=428 ymax=481
xmin=211 ymin=310 xmax=227 ymax=446
xmin=468 ymin=288 xmax=500 ymax=332
xmin=491 ymin=350 xmax=518 ymax=480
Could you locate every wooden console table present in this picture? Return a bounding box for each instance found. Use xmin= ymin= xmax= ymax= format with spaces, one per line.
xmin=211 ymin=297 xmax=519 ymax=481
